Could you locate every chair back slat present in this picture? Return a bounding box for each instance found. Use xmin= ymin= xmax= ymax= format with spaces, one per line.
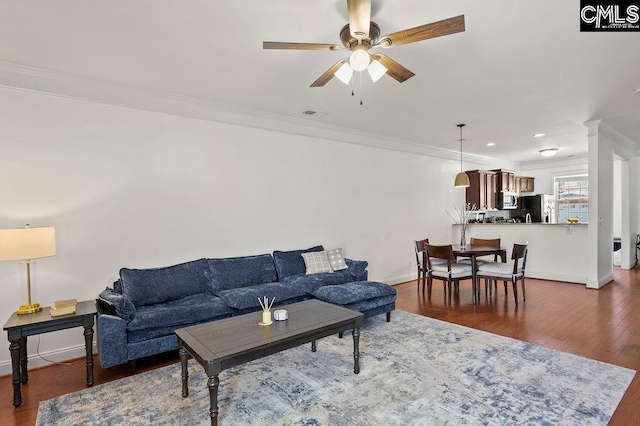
xmin=470 ymin=238 xmax=500 ymax=248
xmin=511 ymin=242 xmax=529 ymax=273
xmin=425 ymin=244 xmax=454 ymax=269
xmin=470 ymin=238 xmax=500 ymax=261
xmin=414 ymin=239 xmax=429 ymax=265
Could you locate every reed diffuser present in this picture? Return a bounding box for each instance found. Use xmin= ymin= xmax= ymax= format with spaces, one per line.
xmin=258 ymin=296 xmax=275 ymax=325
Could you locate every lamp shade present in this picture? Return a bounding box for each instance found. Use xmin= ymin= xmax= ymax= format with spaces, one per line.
xmin=454 ymin=172 xmax=470 ymax=188
xmin=0 ymin=227 xmax=56 ymax=261
xmin=367 ymin=59 xmax=387 ymax=82
xmin=334 ymin=62 xmax=354 ymax=85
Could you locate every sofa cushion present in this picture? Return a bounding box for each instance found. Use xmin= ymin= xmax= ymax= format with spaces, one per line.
xmin=281 ymin=269 xmax=353 ymax=293
xmin=207 ymin=254 xmax=278 ymax=293
xmin=126 ymin=293 xmax=232 ymax=333
xmin=217 ymin=281 xmax=308 ymax=311
xmin=273 ymin=246 xmax=324 ymax=279
xmin=313 ymin=281 xmax=397 ymax=305
xmin=301 ymin=251 xmax=334 ymax=274
xmin=345 ymin=258 xmax=369 ymax=281
xmin=98 ymin=287 xmax=136 ymax=323
xmin=326 ymin=248 xmax=348 ymax=271
xmin=120 ymin=258 xmax=210 ymax=306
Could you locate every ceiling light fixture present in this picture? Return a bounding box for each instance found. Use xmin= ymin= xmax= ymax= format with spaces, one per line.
xmin=534 ymin=133 xmax=546 ymax=138
xmin=487 ymin=142 xmax=495 ymax=146
xmin=349 ymin=49 xmax=370 ymax=72
xmin=539 ymin=148 xmax=558 ymax=157
xmin=334 ymin=61 xmax=354 ymax=84
xmin=367 ymin=59 xmax=388 ymax=82
xmin=454 ymin=124 xmax=470 ymax=188
xmin=335 ymin=50 xmax=388 ymax=84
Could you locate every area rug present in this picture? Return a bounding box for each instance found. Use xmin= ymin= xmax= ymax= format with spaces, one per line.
xmin=37 ymin=311 xmax=635 ymax=425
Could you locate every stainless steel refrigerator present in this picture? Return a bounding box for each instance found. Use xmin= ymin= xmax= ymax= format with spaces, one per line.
xmin=519 ymin=194 xmax=555 ymax=223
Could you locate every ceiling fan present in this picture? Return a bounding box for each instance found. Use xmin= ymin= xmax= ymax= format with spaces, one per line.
xmin=263 ymin=0 xmax=465 ymax=87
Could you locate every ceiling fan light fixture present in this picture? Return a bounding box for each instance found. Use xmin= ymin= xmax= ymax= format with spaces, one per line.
xmin=334 ymin=62 xmax=354 ymax=84
xmin=367 ymin=59 xmax=387 ymax=82
xmin=349 ymin=49 xmax=370 ymax=72
xmin=539 ymin=148 xmax=558 ymax=157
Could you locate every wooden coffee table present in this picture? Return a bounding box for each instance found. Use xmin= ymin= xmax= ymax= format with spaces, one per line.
xmin=175 ymin=299 xmax=364 ymax=426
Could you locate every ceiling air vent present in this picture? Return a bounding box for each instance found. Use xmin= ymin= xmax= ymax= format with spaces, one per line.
xmin=301 ymin=110 xmax=327 ymax=117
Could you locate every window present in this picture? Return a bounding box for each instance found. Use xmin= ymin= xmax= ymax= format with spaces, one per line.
xmin=555 ymin=175 xmax=588 ymax=223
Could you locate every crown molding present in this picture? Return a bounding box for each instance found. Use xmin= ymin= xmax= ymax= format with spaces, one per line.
xmin=0 ymin=60 xmax=511 ymax=168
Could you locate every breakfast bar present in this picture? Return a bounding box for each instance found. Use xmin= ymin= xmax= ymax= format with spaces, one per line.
xmin=453 ymin=223 xmax=588 ymax=284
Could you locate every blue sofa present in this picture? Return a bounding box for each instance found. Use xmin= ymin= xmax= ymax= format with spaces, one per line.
xmin=96 ymin=246 xmax=394 ymax=369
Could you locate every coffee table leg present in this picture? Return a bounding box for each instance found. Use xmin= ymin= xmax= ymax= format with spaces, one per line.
xmin=179 ymin=347 xmax=189 ymax=397
xmin=84 ymin=325 xmax=94 ymax=386
xmin=208 ymin=374 xmax=220 ymax=426
xmin=311 ymin=340 xmax=317 ymax=352
xmin=352 ymin=327 xmax=360 ymax=374
xmin=9 ymin=338 xmax=22 ymax=407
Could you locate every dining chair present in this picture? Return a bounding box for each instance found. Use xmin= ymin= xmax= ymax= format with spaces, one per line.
xmin=425 ymin=244 xmax=473 ymax=304
xmin=458 ymin=238 xmax=501 ymax=265
xmin=469 ymin=237 xmax=502 ymax=295
xmin=476 ymin=242 xmax=528 ymax=305
xmin=414 ymin=239 xmax=447 ymax=293
xmin=414 ymin=239 xmax=428 ymax=291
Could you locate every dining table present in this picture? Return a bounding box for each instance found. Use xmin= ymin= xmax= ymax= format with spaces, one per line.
xmin=451 ymin=244 xmax=507 ymax=305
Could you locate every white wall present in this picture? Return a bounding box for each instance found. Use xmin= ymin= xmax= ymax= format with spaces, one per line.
xmin=0 ymin=88 xmax=479 ymax=371
xmin=519 ymin=158 xmax=589 ymax=196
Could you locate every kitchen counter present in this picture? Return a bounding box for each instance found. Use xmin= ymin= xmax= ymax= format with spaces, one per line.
xmin=452 ymin=222 xmax=588 ymax=284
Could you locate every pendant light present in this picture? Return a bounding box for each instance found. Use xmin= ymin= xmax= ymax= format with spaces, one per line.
xmin=454 ymin=124 xmax=470 ymax=188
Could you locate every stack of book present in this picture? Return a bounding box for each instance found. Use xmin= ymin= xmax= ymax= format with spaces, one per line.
xmin=50 ymin=298 xmax=77 ymax=317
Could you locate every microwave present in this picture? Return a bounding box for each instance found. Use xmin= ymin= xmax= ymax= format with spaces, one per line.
xmin=498 ymin=192 xmax=518 ymax=210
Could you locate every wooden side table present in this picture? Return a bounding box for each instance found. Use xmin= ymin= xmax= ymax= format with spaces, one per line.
xmin=3 ymin=300 xmax=97 ymax=407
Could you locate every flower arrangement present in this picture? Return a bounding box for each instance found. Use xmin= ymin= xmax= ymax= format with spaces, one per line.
xmin=446 ymin=203 xmax=477 ymax=248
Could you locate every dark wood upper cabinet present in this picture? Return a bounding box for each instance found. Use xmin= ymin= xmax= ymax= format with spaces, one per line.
xmin=467 ymin=170 xmax=535 ymax=209
xmin=492 ymin=169 xmax=516 ymax=192
xmin=466 ymin=170 xmax=497 ymax=210
xmin=518 ymin=176 xmax=535 ymax=193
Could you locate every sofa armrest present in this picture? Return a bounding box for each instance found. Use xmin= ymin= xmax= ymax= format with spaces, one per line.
xmin=96 ymin=307 xmax=129 ymax=369
xmin=345 ymin=259 xmax=368 ymax=281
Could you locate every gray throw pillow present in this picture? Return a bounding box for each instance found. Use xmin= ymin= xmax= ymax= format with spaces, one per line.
xmin=301 ymin=251 xmax=334 ymax=274
xmin=326 ymin=248 xmax=348 ymax=271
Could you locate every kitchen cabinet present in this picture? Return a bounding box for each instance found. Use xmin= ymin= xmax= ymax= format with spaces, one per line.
xmin=492 ymin=169 xmax=516 ymax=192
xmin=519 ymin=176 xmax=535 ymax=193
xmin=466 ymin=170 xmax=497 ymax=210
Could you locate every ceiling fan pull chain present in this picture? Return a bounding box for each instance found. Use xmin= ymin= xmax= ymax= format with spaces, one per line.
xmin=359 ymin=72 xmax=364 ymax=106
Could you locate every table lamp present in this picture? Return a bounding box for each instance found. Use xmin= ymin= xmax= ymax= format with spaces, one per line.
xmin=0 ymin=225 xmax=56 ymax=314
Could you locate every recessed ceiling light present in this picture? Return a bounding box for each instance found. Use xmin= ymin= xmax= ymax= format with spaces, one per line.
xmin=539 ymin=148 xmax=558 ymax=157
xmin=487 ymin=142 xmax=495 ymax=146
xmin=534 ymin=133 xmax=546 ymax=138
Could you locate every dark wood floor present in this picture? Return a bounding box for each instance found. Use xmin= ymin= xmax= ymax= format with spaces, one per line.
xmin=1 ymin=266 xmax=639 ymax=426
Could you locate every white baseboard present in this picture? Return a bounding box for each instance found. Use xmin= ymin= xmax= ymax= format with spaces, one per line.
xmin=0 ymin=342 xmax=98 ymax=377
xmin=526 ymin=270 xmax=587 ymax=285
xmin=381 ymin=273 xmax=416 ymax=286
xmin=586 ymin=273 xmax=614 ymax=289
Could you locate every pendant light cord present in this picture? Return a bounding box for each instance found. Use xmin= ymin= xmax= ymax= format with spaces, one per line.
xmin=458 ymin=123 xmax=465 ymax=172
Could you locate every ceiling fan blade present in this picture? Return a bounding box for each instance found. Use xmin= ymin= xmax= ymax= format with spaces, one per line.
xmin=347 ymin=0 xmax=371 ymax=39
xmin=263 ymin=42 xmax=343 ymax=51
xmin=371 ymin=54 xmax=415 ymax=83
xmin=310 ymin=60 xmax=347 ymax=87
xmin=377 ymin=15 xmax=465 ymax=48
